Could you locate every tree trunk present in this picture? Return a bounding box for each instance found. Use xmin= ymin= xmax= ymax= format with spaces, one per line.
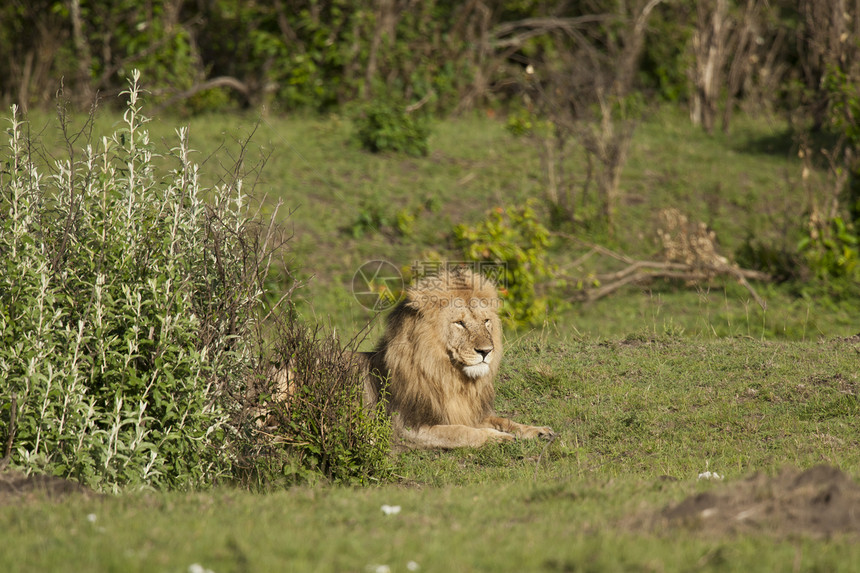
xmin=364 ymin=0 xmax=400 ymax=99
xmin=70 ymin=0 xmax=94 ymax=103
xmin=691 ymin=0 xmax=729 ymax=134
xmin=722 ymin=0 xmax=758 ymax=133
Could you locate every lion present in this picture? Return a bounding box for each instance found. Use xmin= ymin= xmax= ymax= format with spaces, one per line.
xmin=360 ymin=266 xmax=555 ymax=449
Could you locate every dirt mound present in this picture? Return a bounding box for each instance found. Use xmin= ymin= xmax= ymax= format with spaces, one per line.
xmin=661 ymin=465 xmax=860 ymax=538
xmin=0 ymin=470 xmax=99 ymax=504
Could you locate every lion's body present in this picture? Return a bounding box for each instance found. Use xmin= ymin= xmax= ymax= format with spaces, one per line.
xmin=359 ymin=267 xmax=553 ymax=449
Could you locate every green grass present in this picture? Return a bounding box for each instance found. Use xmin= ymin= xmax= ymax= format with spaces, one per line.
xmin=5 ymin=483 xmax=859 ymax=572
xmin=3 ymin=338 xmax=859 ymax=571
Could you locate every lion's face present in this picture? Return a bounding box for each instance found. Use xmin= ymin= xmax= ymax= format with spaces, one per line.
xmin=442 ymin=299 xmax=500 ymax=379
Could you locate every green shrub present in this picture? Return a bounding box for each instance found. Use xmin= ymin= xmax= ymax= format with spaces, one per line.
xmin=798 ymin=216 xmax=859 ymax=281
xmin=1 ymin=71 xmax=398 ymax=491
xmin=347 ymin=198 xmax=392 ymax=238
xmin=825 ymin=65 xmax=860 ymax=240
xmin=353 ymin=100 xmax=430 ymax=157
xmin=506 ymin=107 xmax=536 ymax=137
xmin=453 ymin=201 xmax=559 ymax=328
xmin=0 ymin=72 xmax=277 ymax=492
xmin=239 ymin=319 xmax=392 ymax=486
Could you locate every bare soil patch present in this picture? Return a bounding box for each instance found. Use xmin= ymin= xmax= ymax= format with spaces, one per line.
xmin=660 ymin=465 xmax=860 ymax=538
xmin=0 ymin=470 xmax=99 ymax=505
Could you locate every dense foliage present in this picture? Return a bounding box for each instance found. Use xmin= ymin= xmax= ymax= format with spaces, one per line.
xmin=0 ymin=1 xmax=854 ymax=121
xmin=2 ymin=1 xmax=857 ymax=251
xmin=0 ymin=74 xmax=250 ymax=490
xmin=0 ymin=73 xmax=391 ymax=491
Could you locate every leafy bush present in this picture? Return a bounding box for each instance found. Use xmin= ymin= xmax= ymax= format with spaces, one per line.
xmin=239 ymin=320 xmax=392 ymax=486
xmin=798 ymin=215 xmax=860 ymax=282
xmin=347 ymin=198 xmax=392 ymax=238
xmin=354 ymin=100 xmax=430 ymax=157
xmin=506 ymin=107 xmax=537 ymax=137
xmin=823 ymin=64 xmax=860 ymax=230
xmin=454 ymin=201 xmax=558 ymax=328
xmin=0 ymin=72 xmax=280 ymax=492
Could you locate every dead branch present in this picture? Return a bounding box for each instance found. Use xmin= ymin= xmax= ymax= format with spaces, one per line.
xmin=405 ymin=90 xmax=435 ymax=113
xmin=555 ymin=230 xmax=771 ymax=309
xmin=491 ymin=15 xmax=613 ymax=48
xmin=154 ymin=76 xmax=251 ymax=113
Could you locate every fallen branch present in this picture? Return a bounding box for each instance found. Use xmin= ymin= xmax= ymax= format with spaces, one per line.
xmin=556 ymin=232 xmax=771 ymax=309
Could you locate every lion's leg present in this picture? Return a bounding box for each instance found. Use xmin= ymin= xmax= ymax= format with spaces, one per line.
xmin=395 ymin=423 xmax=514 ymax=450
xmin=481 ymin=416 xmax=555 ymax=440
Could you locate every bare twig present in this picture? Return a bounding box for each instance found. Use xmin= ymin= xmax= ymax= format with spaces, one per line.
xmin=532 ymin=432 xmax=558 ymax=482
xmin=558 ymin=233 xmax=638 ymax=265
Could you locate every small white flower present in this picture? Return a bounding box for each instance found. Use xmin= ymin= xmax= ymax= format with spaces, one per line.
xmin=381 ymin=504 xmax=401 ymax=515
xmin=525 ymin=64 xmax=535 ymax=75
xmin=366 ymin=565 xmax=391 ymax=573
xmin=188 ymin=564 xmax=215 ymax=573
xmin=407 ymin=561 xmax=420 ymax=571
xmin=86 ymin=513 xmax=97 ymax=523
xmin=697 ymin=471 xmax=723 ymax=481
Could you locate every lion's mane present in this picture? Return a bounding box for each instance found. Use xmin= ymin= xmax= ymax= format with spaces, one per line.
xmin=365 ymin=267 xmax=502 ymax=433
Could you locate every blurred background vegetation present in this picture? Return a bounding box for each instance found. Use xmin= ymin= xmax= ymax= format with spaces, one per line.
xmin=3 ymin=0 xmax=857 ymax=333
xmin=3 ymin=0 xmax=858 ymax=125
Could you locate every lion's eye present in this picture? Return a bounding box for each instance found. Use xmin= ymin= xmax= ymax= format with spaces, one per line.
xmin=485 ymin=319 xmax=491 ymax=328
xmin=454 ymin=320 xmax=466 ymax=328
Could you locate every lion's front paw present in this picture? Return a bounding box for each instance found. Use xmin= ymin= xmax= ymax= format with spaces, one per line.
xmin=483 ymin=428 xmax=516 ymax=444
xmin=536 ymin=426 xmax=556 ymax=440
xmin=518 ymin=425 xmax=556 ymax=439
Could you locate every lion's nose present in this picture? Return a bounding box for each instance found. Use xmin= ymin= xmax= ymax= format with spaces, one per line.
xmin=475 ymin=347 xmax=492 ymax=361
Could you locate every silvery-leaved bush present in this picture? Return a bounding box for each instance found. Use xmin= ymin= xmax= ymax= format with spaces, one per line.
xmin=0 ymin=70 xmax=276 ymax=492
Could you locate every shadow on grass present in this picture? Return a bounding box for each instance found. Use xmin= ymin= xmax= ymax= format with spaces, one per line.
xmin=734 ymin=126 xmax=843 ymax=166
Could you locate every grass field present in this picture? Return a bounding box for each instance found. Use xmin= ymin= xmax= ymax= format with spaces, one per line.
xmin=3 ymin=337 xmax=859 ymax=571
xmin=5 ymin=105 xmax=859 ymax=571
